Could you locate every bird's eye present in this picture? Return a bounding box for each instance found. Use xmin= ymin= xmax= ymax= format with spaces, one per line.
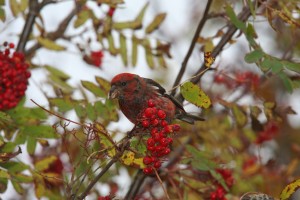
xmin=121 ymin=82 xmax=127 ymax=86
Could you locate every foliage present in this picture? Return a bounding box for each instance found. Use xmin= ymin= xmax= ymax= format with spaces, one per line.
xmin=0 ymin=0 xmax=300 ymax=199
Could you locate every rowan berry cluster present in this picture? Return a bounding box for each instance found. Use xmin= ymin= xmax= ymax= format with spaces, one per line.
xmin=210 ymin=169 xmax=234 ymax=200
xmin=98 ymin=196 xmax=111 ymax=200
xmin=255 ymin=121 xmax=279 ymax=144
xmin=141 ymin=99 xmax=180 ymax=175
xmin=0 ymin=42 xmax=31 ymax=110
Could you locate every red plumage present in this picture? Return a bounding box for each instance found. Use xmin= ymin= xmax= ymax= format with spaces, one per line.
xmin=109 ymin=73 xmax=203 ymax=125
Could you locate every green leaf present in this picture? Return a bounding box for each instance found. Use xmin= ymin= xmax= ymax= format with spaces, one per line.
xmin=278 ymin=73 xmax=293 ymax=93
xmin=270 ymin=59 xmax=283 ymax=74
xmin=0 ymin=161 xmax=28 ymax=173
xmin=0 ymin=0 xmax=5 ymax=5
xmin=107 ymin=34 xmax=118 ymax=56
xmin=0 ymin=111 xmax=12 ymax=125
xmin=0 ymin=7 xmax=5 ymax=22
xmin=74 ymin=9 xmax=93 ymax=28
xmin=9 ymin=0 xmax=21 ymax=16
xmin=95 ymin=76 xmax=111 ymax=94
xmin=186 ymin=145 xmax=216 ymax=171
xmin=12 ymin=173 xmax=33 ymax=183
xmin=119 ymin=34 xmax=128 ymax=66
xmin=49 ymin=74 xmax=73 ymax=93
xmin=74 ymin=104 xmax=86 ymax=118
xmin=49 ymin=98 xmax=74 ymax=112
xmin=283 ymin=61 xmax=300 ymax=73
xmin=22 ymin=126 xmax=58 ymax=139
xmin=27 ymin=136 xmax=37 ymax=155
xmin=20 ymin=0 xmax=28 ymax=12
xmin=245 ymin=23 xmax=258 ymax=47
xmin=86 ymin=103 xmax=96 ymax=121
xmin=143 ymin=39 xmax=155 ymax=68
xmin=210 ymin=169 xmax=229 ymax=191
xmin=35 ymin=155 xmax=57 ymax=171
xmin=145 ymin=13 xmax=166 ymax=34
xmin=11 ymin=180 xmax=24 ymax=194
xmin=244 ymin=49 xmax=264 ymax=63
xmin=225 ymin=4 xmax=246 ymax=31
xmin=95 ymin=123 xmax=116 ymax=157
xmin=81 ymin=80 xmax=106 ymax=97
xmin=180 ymin=82 xmax=211 ymax=109
xmin=260 ymin=58 xmax=272 ymax=71
xmin=232 ymin=105 xmax=247 ymax=127
xmin=132 ymin=36 xmax=138 ymax=67
xmin=0 ymin=169 xmax=9 ymax=178
xmin=37 ymin=37 xmax=65 ymax=51
xmin=45 ymin=65 xmax=70 ymax=80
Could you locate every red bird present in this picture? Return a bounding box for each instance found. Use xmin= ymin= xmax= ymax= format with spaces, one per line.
xmin=109 ymin=73 xmax=204 ymax=125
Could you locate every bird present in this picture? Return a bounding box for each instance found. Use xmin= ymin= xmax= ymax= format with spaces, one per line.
xmin=109 ymin=73 xmax=204 ymax=125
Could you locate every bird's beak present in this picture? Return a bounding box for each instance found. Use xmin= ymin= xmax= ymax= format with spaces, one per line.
xmin=108 ymin=85 xmax=119 ymax=99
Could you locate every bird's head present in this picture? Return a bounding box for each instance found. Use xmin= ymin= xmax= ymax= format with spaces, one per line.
xmin=109 ymin=73 xmax=144 ymax=99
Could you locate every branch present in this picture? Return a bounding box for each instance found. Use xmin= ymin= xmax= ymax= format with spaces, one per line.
xmin=171 ymin=0 xmax=213 ymax=96
xmin=17 ymin=0 xmax=39 ymax=53
xmin=124 ymin=170 xmax=147 ymax=199
xmin=25 ymin=3 xmax=82 ymax=57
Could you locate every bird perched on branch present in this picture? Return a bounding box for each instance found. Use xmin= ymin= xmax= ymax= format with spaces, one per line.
xmin=109 ymin=73 xmax=204 ymax=125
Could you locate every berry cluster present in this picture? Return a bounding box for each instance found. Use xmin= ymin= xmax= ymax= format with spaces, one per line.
xmin=98 ymin=196 xmax=111 ymax=200
xmin=210 ymin=169 xmax=234 ymax=200
xmin=140 ymin=99 xmax=180 ymax=175
xmin=107 ymin=7 xmax=116 ymax=17
xmin=0 ymin=42 xmax=31 ymax=110
xmin=214 ymin=71 xmax=260 ymax=90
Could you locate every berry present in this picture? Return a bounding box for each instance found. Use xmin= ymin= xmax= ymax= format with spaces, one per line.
xmin=0 ymin=43 xmax=31 ymax=110
xmin=141 ymin=120 xmax=150 ymax=128
xmin=143 ymin=156 xmax=153 ymax=165
xmin=147 ymin=138 xmax=155 ymax=147
xmin=153 ymin=161 xmax=161 ymax=168
xmin=144 ymin=107 xmax=154 ymax=118
xmin=143 ymin=167 xmax=153 ymax=174
xmin=161 ymin=120 xmax=168 ymax=127
xmin=157 ymin=109 xmax=166 ymax=119
xmin=107 ymin=7 xmax=116 ymax=17
xmin=147 ymin=99 xmax=155 ymax=107
xmin=172 ymin=124 xmax=181 ymax=132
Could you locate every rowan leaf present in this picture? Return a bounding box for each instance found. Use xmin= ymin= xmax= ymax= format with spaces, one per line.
xmin=143 ymin=39 xmax=155 ymax=68
xmin=95 ymin=76 xmax=111 ymax=94
xmin=232 ymin=105 xmax=247 ymax=127
xmin=74 ymin=9 xmax=93 ymax=28
xmin=37 ymin=37 xmax=65 ymax=51
xmin=145 ymin=13 xmax=166 ymax=34
xmin=81 ymin=80 xmax=106 ymax=97
xmin=107 ymin=34 xmax=118 ymax=56
xmin=280 ymin=179 xmax=300 ymax=200
xmin=278 ymin=73 xmax=293 ymax=93
xmin=22 ymin=126 xmax=58 ymax=139
xmin=225 ymin=4 xmax=246 ymax=31
xmin=119 ymin=34 xmax=128 ymax=66
xmin=35 ymin=155 xmax=57 ymax=171
xmin=45 ymin=65 xmax=70 ymax=80
xmin=0 ymin=7 xmax=5 ymax=22
xmin=9 ymin=0 xmax=21 ymax=16
xmin=0 ymin=169 xmax=9 ymax=178
xmin=120 ymin=151 xmax=145 ymax=169
xmin=27 ymin=136 xmax=37 ymax=155
xmin=49 ymin=98 xmax=74 ymax=112
xmin=180 ymin=82 xmax=211 ymax=109
xmin=283 ymin=61 xmax=300 ymax=73
xmin=0 ymin=178 xmax=8 ymax=193
xmin=244 ymin=49 xmax=264 ymax=63
xmin=131 ymin=36 xmax=138 ymax=67
xmin=95 ymin=123 xmax=116 ymax=157
xmin=86 ymin=103 xmax=96 ymax=121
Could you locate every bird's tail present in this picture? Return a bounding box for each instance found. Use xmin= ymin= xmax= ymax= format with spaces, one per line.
xmin=176 ymin=113 xmax=205 ymax=124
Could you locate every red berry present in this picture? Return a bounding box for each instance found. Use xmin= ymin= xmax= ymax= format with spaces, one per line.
xmin=163 ymin=148 xmax=171 ymax=155
xmin=157 ymin=110 xmax=166 ymax=119
xmin=151 ymin=128 xmax=158 ymax=136
xmin=107 ymin=7 xmax=116 ymax=17
xmin=150 ymin=118 xmax=159 ymax=126
xmin=143 ymin=167 xmax=153 ymax=174
xmin=161 ymin=120 xmax=168 ymax=127
xmin=147 ymin=138 xmax=155 ymax=147
xmin=141 ymin=120 xmax=150 ymax=128
xmin=147 ymin=99 xmax=155 ymax=107
xmin=159 ymin=138 xmax=169 ymax=147
xmin=143 ymin=156 xmax=153 ymax=165
xmin=9 ymin=43 xmax=15 ymax=48
xmin=144 ymin=108 xmax=154 ymax=118
xmin=153 ymin=161 xmax=161 ymax=168
xmin=164 ymin=125 xmax=173 ymax=133
xmin=172 ymin=124 xmax=181 ymax=132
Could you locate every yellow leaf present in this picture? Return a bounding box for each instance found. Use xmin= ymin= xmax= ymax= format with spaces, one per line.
xmin=145 ymin=13 xmax=166 ymax=34
xmin=37 ymin=37 xmax=65 ymax=51
xmin=94 ymin=123 xmax=116 ymax=157
xmin=280 ymin=179 xmax=300 ymax=200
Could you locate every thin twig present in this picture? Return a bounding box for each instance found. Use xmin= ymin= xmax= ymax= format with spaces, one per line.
xmin=124 ymin=170 xmax=146 ymax=199
xmin=171 ymin=0 xmax=213 ymax=96
xmin=154 ymin=169 xmax=170 ymax=200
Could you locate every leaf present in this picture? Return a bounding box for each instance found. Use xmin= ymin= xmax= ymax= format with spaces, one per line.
xmin=45 ymin=65 xmax=70 ymax=80
xmin=35 ymin=156 xmax=57 ymax=171
xmin=22 ymin=126 xmax=58 ymax=139
xmin=0 ymin=161 xmax=28 ymax=173
xmin=180 ymin=82 xmax=211 ymax=109
xmin=119 ymin=34 xmax=128 ymax=66
xmin=49 ymin=74 xmax=73 ymax=93
xmin=37 ymin=37 xmax=65 ymax=51
xmin=0 ymin=146 xmax=22 ymax=162
xmin=94 ymin=123 xmax=116 ymax=157
xmin=244 ymin=49 xmax=264 ymax=63
xmin=0 ymin=111 xmax=12 ymax=126
xmin=0 ymin=178 xmax=8 ymax=193
xmin=0 ymin=7 xmax=5 ymax=22
xmin=81 ymin=80 xmax=106 ymax=97
xmin=143 ymin=39 xmax=155 ymax=68
xmin=12 ymin=173 xmax=33 ymax=183
xmin=232 ymin=105 xmax=247 ymax=127
xmin=260 ymin=58 xmax=272 ymax=71
xmin=132 ymin=36 xmax=138 ymax=67
xmin=74 ymin=9 xmax=93 ymax=28
xmin=11 ymin=180 xmax=24 ymax=194
xmin=107 ymin=34 xmax=118 ymax=56
xmin=95 ymin=76 xmax=111 ymax=94
xmin=210 ymin=169 xmax=229 ymax=191
xmin=283 ymin=61 xmax=300 ymax=73
xmin=27 ymin=136 xmax=37 ymax=155
xmin=9 ymin=0 xmax=21 ymax=16
xmin=74 ymin=104 xmax=86 ymax=118
xmin=145 ymin=13 xmax=166 ymax=34
xmin=278 ymin=73 xmax=293 ymax=93
xmin=86 ymin=103 xmax=97 ymax=121
xmin=280 ymin=179 xmax=300 ymax=200
xmin=186 ymin=145 xmax=216 ymax=171
xmin=225 ymin=4 xmax=246 ymax=31
xmin=120 ymin=151 xmax=145 ymax=169
xmin=245 ymin=23 xmax=258 ymax=47
xmin=0 ymin=169 xmax=9 ymax=178
xmin=20 ymin=0 xmax=28 ymax=12
xmin=49 ymin=98 xmax=74 ymax=112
